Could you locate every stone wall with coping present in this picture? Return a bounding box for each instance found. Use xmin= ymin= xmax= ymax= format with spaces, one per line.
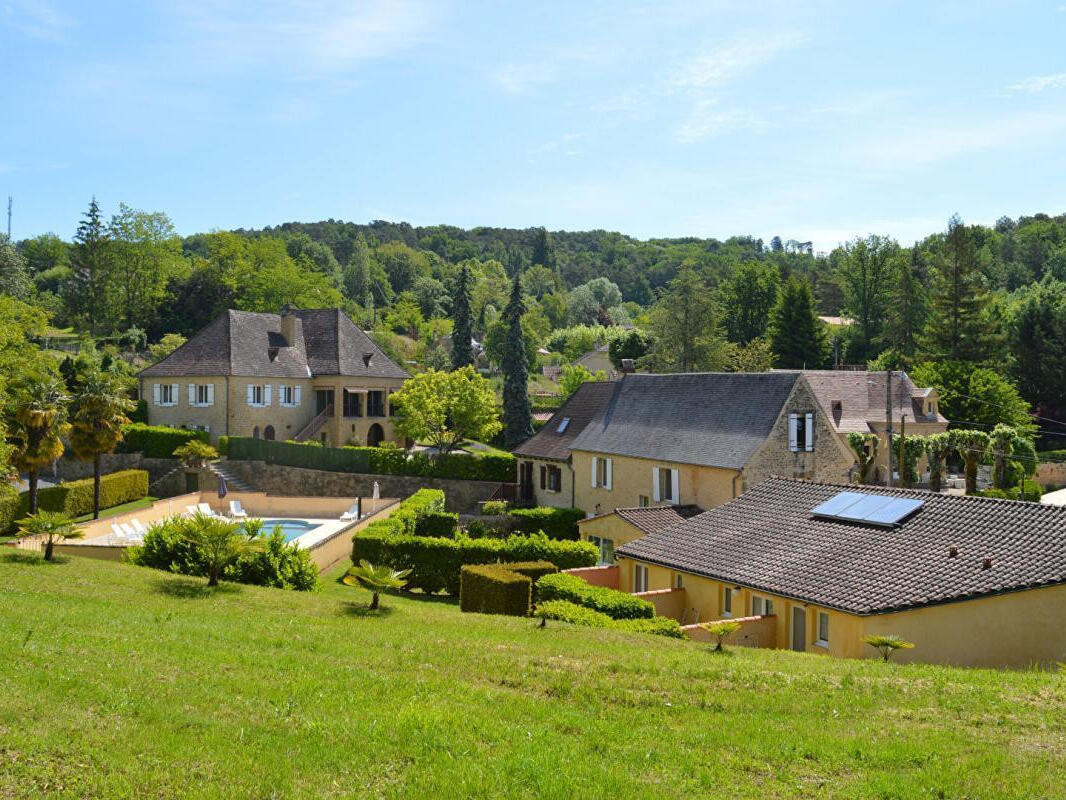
xmin=47 ymin=454 xmax=180 ymax=485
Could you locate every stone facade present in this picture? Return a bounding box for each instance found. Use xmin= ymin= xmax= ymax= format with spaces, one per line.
xmin=48 ymin=453 xmax=181 ymax=486
xmin=222 ymin=460 xmax=501 ymax=513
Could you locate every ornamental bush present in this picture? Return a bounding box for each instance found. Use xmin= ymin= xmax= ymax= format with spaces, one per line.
xmin=508 ymin=507 xmax=585 ymax=540
xmin=116 ymin=423 xmax=209 ymax=458
xmin=351 ymin=531 xmax=597 ymax=595
xmin=415 ymin=511 xmax=459 ymax=537
xmin=4 ymin=470 xmax=150 ymax=529
xmin=459 ymin=561 xmax=557 ymax=616
xmin=535 ymin=600 xmax=684 ymax=638
xmin=0 ymin=486 xmax=20 ymax=534
xmin=535 ymin=572 xmax=655 ymax=620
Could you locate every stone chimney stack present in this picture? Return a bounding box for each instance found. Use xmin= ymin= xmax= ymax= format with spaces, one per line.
xmin=620 ymin=358 xmax=636 ymax=374
xmin=280 ymin=304 xmax=299 ymax=346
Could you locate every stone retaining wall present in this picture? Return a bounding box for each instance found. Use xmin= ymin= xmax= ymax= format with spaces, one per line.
xmin=223 ymin=460 xmax=501 ymax=513
xmin=47 ymin=454 xmax=180 ymax=486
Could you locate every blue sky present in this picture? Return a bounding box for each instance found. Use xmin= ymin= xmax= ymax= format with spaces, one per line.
xmin=2 ymin=0 xmax=1064 ymax=251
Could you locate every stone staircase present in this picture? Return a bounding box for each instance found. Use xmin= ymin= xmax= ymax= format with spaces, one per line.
xmin=208 ymin=461 xmax=257 ymax=492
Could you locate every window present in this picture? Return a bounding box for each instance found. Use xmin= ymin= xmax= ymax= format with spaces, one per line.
xmin=751 ymin=596 xmax=774 ymax=616
xmin=367 ymin=390 xmax=385 ymax=417
xmin=155 ymin=383 xmax=177 ymax=407
xmin=634 ymin=563 xmax=648 ymax=593
xmin=789 ymin=412 xmax=815 ymax=452
xmin=556 ymin=417 xmax=571 ymax=433
xmin=389 ymin=391 xmax=399 ymax=417
xmin=343 ymin=390 xmax=363 ymax=418
xmin=279 ymin=385 xmax=300 ymax=407
xmin=189 ymin=384 xmax=213 ymax=407
xmin=673 ymin=573 xmax=683 ymax=589
xmin=765 ymin=598 xmax=775 ymax=616
xmin=546 ymin=465 xmax=562 ymax=493
xmin=247 ymin=384 xmax=270 ymax=407
xmin=591 ymin=457 xmax=612 ymax=489
xmin=587 ymin=535 xmax=616 ymax=565
xmin=653 ymin=466 xmax=679 ymax=504
xmin=816 ymin=612 xmax=829 ymax=647
xmin=638 ymin=495 xmax=650 ymax=508
xmin=722 ymin=587 xmax=733 ymax=617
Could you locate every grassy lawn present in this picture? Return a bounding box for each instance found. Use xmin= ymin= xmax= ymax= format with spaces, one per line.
xmin=72 ymin=496 xmax=159 ymax=523
xmin=2 ymin=556 xmax=1065 ymax=799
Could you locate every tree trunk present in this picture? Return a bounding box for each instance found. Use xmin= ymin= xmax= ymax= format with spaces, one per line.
xmin=208 ymin=569 xmax=219 ymax=587
xmin=28 ymin=470 xmax=39 ymax=514
xmin=369 ymin=592 xmax=380 ymax=610
xmin=44 ymin=537 xmax=54 ymax=561
xmin=929 ymin=459 xmax=942 ymax=493
xmin=965 ymin=456 xmax=978 ymax=495
xmin=93 ymin=454 xmax=102 ymax=520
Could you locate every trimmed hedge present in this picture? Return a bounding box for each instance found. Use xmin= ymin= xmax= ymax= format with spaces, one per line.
xmin=535 ymin=600 xmax=684 ymax=639
xmin=509 ymin=507 xmax=585 ymax=540
xmin=6 ymin=470 xmax=150 ymax=530
xmin=459 ymin=561 xmax=558 ymax=616
xmin=226 ymin=437 xmax=516 ymax=482
xmin=351 ymin=532 xmax=597 ymax=595
xmin=0 ymin=486 xmax=19 ymax=534
xmin=536 ymin=572 xmax=655 ymax=620
xmin=116 ymin=423 xmax=208 ymax=458
xmin=415 ymin=511 xmax=459 ymax=537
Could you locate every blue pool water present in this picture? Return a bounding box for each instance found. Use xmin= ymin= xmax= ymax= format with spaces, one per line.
xmin=257 ymin=519 xmax=319 ymax=543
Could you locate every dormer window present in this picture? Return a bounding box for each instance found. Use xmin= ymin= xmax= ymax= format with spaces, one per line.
xmin=556 ymin=417 xmax=571 ymax=434
xmin=363 ymin=352 xmax=373 ymax=368
xmin=268 ymin=347 xmax=279 ymax=361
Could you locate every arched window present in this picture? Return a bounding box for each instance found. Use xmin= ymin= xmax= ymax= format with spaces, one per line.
xmin=264 ymin=425 xmax=276 ymax=441
xmin=367 ymin=423 xmax=385 ymax=448
xmin=252 ymin=426 xmax=261 ymax=439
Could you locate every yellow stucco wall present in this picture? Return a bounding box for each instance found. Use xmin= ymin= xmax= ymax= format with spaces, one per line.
xmin=578 ymin=513 xmax=648 ymax=550
xmin=571 ymin=450 xmax=740 ymax=515
xmin=518 ymin=457 xmax=576 ymax=509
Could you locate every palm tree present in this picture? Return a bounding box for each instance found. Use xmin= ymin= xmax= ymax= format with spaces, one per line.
xmin=949 ymin=429 xmax=990 ymax=495
xmin=181 ymin=513 xmax=262 ymax=587
xmin=343 ymin=560 xmax=411 ymax=610
xmin=699 ymin=619 xmax=742 ymax=652
xmin=7 ymin=378 xmax=69 ymax=514
xmin=69 ymin=371 xmax=135 ymax=519
xmin=17 ymin=511 xmax=83 ymax=561
xmin=862 ymin=634 xmax=915 ymax=662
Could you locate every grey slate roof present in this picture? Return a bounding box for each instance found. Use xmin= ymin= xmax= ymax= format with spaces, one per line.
xmin=614 ymin=505 xmax=704 ymax=535
xmin=794 ymin=370 xmax=948 ymax=434
xmin=139 ymin=309 xmax=407 ymax=380
xmin=617 ymin=477 xmax=1066 ymax=615
xmin=513 ymin=381 xmax=616 ymax=461
xmin=568 ymin=372 xmax=800 ymax=469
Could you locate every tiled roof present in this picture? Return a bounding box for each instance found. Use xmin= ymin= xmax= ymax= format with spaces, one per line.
xmin=616 ymin=477 xmax=1066 ymax=615
xmin=795 ymin=370 xmax=948 ymax=433
xmin=140 ymin=308 xmax=407 ymax=380
xmin=568 ymin=372 xmax=799 ymax=469
xmin=512 ymin=382 xmax=616 ymax=461
xmin=615 ymin=505 xmax=704 ymax=535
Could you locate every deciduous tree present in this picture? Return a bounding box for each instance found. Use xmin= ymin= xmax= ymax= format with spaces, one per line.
xmin=390 ymin=366 xmax=501 ymax=454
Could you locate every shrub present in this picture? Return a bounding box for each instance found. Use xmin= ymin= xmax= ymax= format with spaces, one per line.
xmin=173 ymin=440 xmax=219 ymax=468
xmin=216 ymin=436 xmax=229 ymax=456
xmin=481 ymin=500 xmax=509 ymax=515
xmin=129 ymin=399 xmax=148 ymax=424
xmin=225 ymin=437 xmax=516 ymax=482
xmin=415 ymin=511 xmax=459 ymax=538
xmin=976 ymin=480 xmax=1044 ymax=502
xmin=509 ymin=507 xmax=585 ymax=540
xmin=389 ymin=488 xmax=447 ymax=535
xmin=460 ymin=564 xmax=533 ymax=616
xmin=535 ymin=600 xmax=683 ymax=638
xmin=700 ymin=619 xmax=742 ymax=651
xmin=11 ymin=470 xmax=149 ymax=526
xmin=116 ymin=423 xmax=208 ymax=458
xmin=129 ymin=517 xmax=318 ymax=590
xmin=535 ymin=572 xmax=655 ymax=620
xmin=351 ymin=531 xmax=597 ymax=595
xmin=0 ymin=486 xmax=20 ymax=534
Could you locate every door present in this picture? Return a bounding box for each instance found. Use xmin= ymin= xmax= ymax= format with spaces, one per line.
xmin=791 ymin=607 xmax=806 ymax=652
xmin=367 ymin=423 xmax=385 ymax=447
xmin=315 ymin=389 xmax=333 ymax=415
xmin=519 ymin=462 xmax=534 ymax=502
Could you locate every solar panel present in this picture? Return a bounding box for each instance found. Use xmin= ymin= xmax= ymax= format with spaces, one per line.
xmin=556 ymin=417 xmax=571 ymax=433
xmin=812 ymin=491 xmax=924 ymax=527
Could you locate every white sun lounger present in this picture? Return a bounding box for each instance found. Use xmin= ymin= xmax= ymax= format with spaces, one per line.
xmin=340 ymin=502 xmax=360 ymax=521
xmin=197 ymin=503 xmax=217 ymax=517
xmin=229 ymin=500 xmax=248 ymax=519
xmin=120 ymin=523 xmax=138 ymax=538
xmin=185 ymin=505 xmax=199 ymax=517
xmin=112 ymin=523 xmax=126 ymax=538
xmin=131 ymin=519 xmax=148 ymax=535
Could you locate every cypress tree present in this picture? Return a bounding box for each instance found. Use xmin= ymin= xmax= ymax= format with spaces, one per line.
xmin=64 ymin=198 xmax=111 ymax=335
xmin=880 ymin=245 xmax=927 ymax=358
xmin=501 ymin=272 xmax=533 ymax=448
xmin=768 ymin=277 xmax=828 ymax=368
xmin=451 ymin=263 xmax=474 ymax=368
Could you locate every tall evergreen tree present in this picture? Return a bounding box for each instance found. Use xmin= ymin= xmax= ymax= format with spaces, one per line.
xmin=500 ymin=272 xmax=533 ymax=448
xmin=451 ymin=263 xmax=474 ymax=368
xmin=531 ymin=227 xmax=555 ymax=272
xmin=64 ymin=198 xmax=112 ymax=335
xmin=880 ymin=245 xmax=928 ymax=358
xmin=768 ymin=277 xmax=827 ymax=368
xmin=720 ymin=261 xmax=779 ymax=344
xmin=921 ymin=215 xmax=1000 ymax=362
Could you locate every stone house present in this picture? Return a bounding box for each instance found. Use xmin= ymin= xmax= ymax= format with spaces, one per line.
xmin=615 ymin=477 xmax=1066 ymax=668
xmin=138 ymin=308 xmax=408 ymax=446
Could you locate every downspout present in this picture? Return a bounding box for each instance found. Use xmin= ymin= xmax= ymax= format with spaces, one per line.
xmin=225 ymin=376 xmax=231 ymax=436
xmin=570 ymin=456 xmax=576 ymax=509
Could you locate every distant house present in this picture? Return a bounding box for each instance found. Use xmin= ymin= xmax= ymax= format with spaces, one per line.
xmin=579 ymin=504 xmax=702 ymax=565
xmin=138 ymin=308 xmax=409 ymax=446
xmin=512 ymin=381 xmax=615 ymax=509
xmin=616 ymin=477 xmax=1066 ymax=668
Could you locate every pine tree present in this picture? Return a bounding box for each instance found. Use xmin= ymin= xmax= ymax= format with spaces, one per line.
xmin=530 ymin=227 xmax=556 ymax=285
xmin=451 ymin=263 xmax=474 ymax=368
xmin=64 ymin=198 xmax=111 ymax=335
xmin=921 ymin=215 xmax=1001 ymax=362
xmin=768 ymin=277 xmax=827 ymax=368
xmin=880 ymin=245 xmax=927 ymax=358
xmin=501 ymin=272 xmax=533 ymax=448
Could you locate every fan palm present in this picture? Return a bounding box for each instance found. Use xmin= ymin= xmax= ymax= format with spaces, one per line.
xmin=181 ymin=512 xmax=263 ymax=587
xmin=343 ymin=560 xmax=411 ymax=610
xmin=699 ymin=619 xmax=742 ymax=652
xmin=69 ymin=371 xmax=135 ymax=519
xmin=7 ymin=378 xmax=69 ymax=514
xmin=17 ymin=511 xmax=83 ymax=561
xmin=862 ymin=634 xmax=915 ymax=662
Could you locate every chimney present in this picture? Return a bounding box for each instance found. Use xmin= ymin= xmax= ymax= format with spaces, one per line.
xmin=948 ymin=546 xmax=958 ymax=558
xmin=982 ymin=557 xmax=993 ymax=570
xmin=620 ymin=358 xmax=636 ymax=374
xmin=280 ymin=305 xmax=299 ymax=346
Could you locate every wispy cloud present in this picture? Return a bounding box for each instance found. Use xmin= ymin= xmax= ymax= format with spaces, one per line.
xmin=674 ymin=99 xmax=764 ymax=143
xmin=490 ymin=44 xmax=608 ymax=94
xmin=2 ymin=0 xmax=74 ymax=42
xmin=1005 ymin=73 xmax=1066 ymax=94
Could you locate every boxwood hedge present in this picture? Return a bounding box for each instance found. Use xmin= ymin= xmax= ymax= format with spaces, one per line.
xmin=535 ymin=572 xmax=655 ymax=620
xmin=535 ymin=600 xmax=684 ymax=638
xmin=4 ymin=470 xmax=149 ymax=531
xmin=459 ymin=561 xmax=558 ymax=616
xmin=508 ymin=507 xmax=585 ymax=540
xmin=116 ymin=424 xmax=208 ymax=458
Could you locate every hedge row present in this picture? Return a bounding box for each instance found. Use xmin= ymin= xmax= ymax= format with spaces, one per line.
xmin=116 ymin=423 xmax=208 ymax=458
xmin=0 ymin=487 xmax=19 ymax=534
xmin=509 ymin=507 xmax=585 ymax=540
xmin=535 ymin=600 xmax=684 ymax=638
xmin=459 ymin=561 xmax=558 ymax=616
xmin=536 ymin=572 xmax=655 ymax=620
xmin=3 ymin=470 xmax=150 ymax=531
xmin=226 ymin=437 xmax=516 ymax=482
xmin=351 ymin=532 xmax=597 ymax=595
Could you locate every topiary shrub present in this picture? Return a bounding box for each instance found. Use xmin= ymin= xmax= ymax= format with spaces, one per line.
xmin=508 ymin=507 xmax=585 ymax=540
xmin=535 ymin=572 xmax=655 ymax=620
xmin=460 ymin=563 xmax=534 ymax=616
xmin=481 ymin=500 xmax=510 ymax=515
xmin=535 ymin=600 xmax=683 ymax=638
xmin=116 ymin=423 xmax=208 ymax=458
xmin=414 ymin=511 xmax=459 ymax=538
xmin=0 ymin=486 xmax=20 ymax=534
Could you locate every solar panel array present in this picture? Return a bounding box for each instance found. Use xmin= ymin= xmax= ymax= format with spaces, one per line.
xmin=811 ymin=491 xmax=924 ymax=527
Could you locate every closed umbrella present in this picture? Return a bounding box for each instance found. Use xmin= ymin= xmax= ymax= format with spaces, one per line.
xmin=217 ymin=474 xmax=228 ymax=499
xmin=372 ymin=481 xmax=380 ymax=500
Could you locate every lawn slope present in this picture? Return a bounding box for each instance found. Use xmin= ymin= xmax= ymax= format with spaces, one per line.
xmin=1 ymin=554 xmax=1064 ymax=799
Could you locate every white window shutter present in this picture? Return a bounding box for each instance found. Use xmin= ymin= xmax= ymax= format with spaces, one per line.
xmin=788 ymin=413 xmax=798 ymax=451
xmin=670 ymin=469 xmax=679 ymax=504
xmin=264 ymin=385 xmax=272 ymax=406
xmin=805 ymin=412 xmax=814 ymax=452
xmin=294 ymin=386 xmax=302 ymax=406
xmin=652 ymin=467 xmax=660 ymax=502
xmin=187 ymin=384 xmax=194 ymax=406
xmin=279 ymin=384 xmax=287 ymax=406
xmin=591 ymin=457 xmax=598 ymax=488
xmin=247 ymin=385 xmax=254 ymax=406
xmin=170 ymin=384 xmax=178 ymax=406
xmin=605 ymin=459 xmax=612 ymax=490
xmin=153 ymin=384 xmax=161 ymax=406
xmin=207 ymin=384 xmax=214 ymax=406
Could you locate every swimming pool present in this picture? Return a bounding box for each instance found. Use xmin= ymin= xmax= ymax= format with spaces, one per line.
xmin=257 ymin=518 xmax=321 ymax=543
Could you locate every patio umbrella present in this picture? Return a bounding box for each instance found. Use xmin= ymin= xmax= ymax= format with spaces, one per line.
xmin=372 ymin=481 xmax=380 ymax=500
xmin=217 ymin=474 xmax=228 ymax=499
